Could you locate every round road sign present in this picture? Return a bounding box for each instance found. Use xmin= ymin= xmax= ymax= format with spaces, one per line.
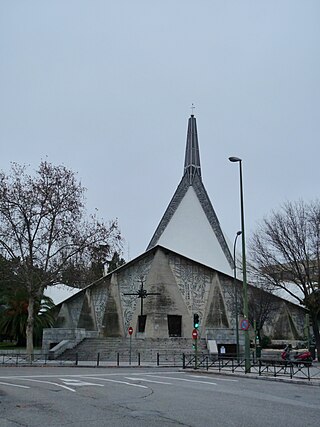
xmin=128 ymin=326 xmax=133 ymax=335
xmin=240 ymin=319 xmax=250 ymax=331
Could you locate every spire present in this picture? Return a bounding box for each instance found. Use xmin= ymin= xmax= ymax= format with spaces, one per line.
xmin=184 ymin=115 xmax=201 ymax=184
xmin=147 ymin=113 xmax=234 ymax=275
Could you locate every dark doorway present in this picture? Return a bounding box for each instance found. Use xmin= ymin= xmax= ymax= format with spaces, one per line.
xmin=168 ymin=315 xmax=182 ymax=337
xmin=138 ymin=315 xmax=147 ymax=332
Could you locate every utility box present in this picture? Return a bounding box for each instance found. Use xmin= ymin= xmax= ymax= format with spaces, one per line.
xmin=310 ymin=344 xmax=316 ymax=360
xmin=256 ymin=345 xmax=262 ymax=358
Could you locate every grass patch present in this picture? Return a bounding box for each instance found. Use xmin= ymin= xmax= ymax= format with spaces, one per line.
xmin=0 ymin=343 xmax=42 ymax=351
xmin=0 ymin=342 xmax=22 ymax=350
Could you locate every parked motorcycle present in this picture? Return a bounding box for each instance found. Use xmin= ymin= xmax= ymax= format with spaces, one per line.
xmin=281 ymin=344 xmax=313 ymax=366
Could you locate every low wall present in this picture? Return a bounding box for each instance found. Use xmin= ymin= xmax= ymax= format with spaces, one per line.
xmin=42 ymin=328 xmax=98 ymax=355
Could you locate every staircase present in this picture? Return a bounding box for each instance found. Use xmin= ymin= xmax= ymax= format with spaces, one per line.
xmin=57 ymin=337 xmax=208 ymax=362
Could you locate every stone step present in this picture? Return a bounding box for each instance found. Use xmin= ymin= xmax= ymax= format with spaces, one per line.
xmin=58 ymin=337 xmax=208 ymax=360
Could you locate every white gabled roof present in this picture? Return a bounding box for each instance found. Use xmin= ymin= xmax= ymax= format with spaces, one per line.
xmin=157 ymin=186 xmax=233 ymax=275
xmin=44 ymin=284 xmax=81 ymax=305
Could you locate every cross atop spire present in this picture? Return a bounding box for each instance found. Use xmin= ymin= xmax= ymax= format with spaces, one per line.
xmin=184 ymin=114 xmax=201 ymax=184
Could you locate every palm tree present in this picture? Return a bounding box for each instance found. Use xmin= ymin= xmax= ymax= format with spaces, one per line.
xmin=0 ymin=287 xmax=55 ymax=347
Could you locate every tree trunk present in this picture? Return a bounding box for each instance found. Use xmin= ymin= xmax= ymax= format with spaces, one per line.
xmin=26 ymin=295 xmax=34 ymax=360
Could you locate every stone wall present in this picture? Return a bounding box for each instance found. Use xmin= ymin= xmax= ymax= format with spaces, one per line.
xmin=42 ymin=328 xmax=89 ymax=354
xmin=47 ymin=246 xmax=307 ymax=349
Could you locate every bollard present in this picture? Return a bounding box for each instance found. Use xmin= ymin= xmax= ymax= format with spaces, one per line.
xmin=138 ymin=353 xmax=140 ymax=366
xmin=75 ymin=352 xmax=78 ymax=366
xmin=157 ymin=353 xmax=160 ymax=366
xmin=97 ymin=352 xmax=100 ymax=367
xmin=182 ymin=353 xmax=185 ymax=369
xmin=117 ymin=352 xmax=120 ymax=366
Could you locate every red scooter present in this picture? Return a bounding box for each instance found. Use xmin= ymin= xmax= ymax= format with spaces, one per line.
xmin=281 ymin=344 xmax=313 ymax=366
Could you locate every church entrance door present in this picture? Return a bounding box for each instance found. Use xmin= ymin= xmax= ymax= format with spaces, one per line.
xmin=138 ymin=315 xmax=147 ymax=333
xmin=167 ymin=315 xmax=182 ymax=337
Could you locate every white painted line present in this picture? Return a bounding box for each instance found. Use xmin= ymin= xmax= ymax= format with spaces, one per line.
xmin=83 ymin=376 xmax=148 ymax=389
xmin=144 ymin=375 xmax=217 ymax=386
xmin=59 ymin=379 xmax=104 ymax=387
xmin=190 ymin=375 xmax=238 ymax=382
xmin=0 ymin=381 xmax=30 ymax=389
xmin=0 ymin=371 xmax=182 ymax=381
xmin=20 ymin=378 xmax=76 ymax=392
xmin=0 ymin=373 xmax=121 ymax=380
xmin=0 ymin=372 xmax=149 ymax=380
xmin=128 ymin=371 xmax=185 ymax=376
xmin=125 ymin=377 xmax=172 ymax=385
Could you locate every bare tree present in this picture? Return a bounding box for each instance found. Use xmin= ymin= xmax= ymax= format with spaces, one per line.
xmin=249 ymin=200 xmax=320 ymax=359
xmin=247 ymin=279 xmax=278 ymax=345
xmin=0 ymin=161 xmax=122 ymax=356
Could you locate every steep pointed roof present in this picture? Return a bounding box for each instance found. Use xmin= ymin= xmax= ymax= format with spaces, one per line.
xmin=147 ymin=115 xmax=234 ymax=276
xmin=184 ymin=115 xmax=201 ymax=183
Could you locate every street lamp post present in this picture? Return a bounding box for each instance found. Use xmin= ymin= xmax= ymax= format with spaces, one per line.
xmin=233 ymin=230 xmax=242 ymax=361
xmin=229 ymin=156 xmax=251 ymax=373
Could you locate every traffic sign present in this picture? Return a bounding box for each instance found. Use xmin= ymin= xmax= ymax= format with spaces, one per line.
xmin=240 ymin=319 xmax=250 ymax=331
xmin=192 ymin=329 xmax=198 ymax=340
xmin=128 ymin=326 xmax=133 ymax=335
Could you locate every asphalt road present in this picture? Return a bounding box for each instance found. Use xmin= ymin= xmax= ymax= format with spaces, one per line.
xmin=0 ymin=367 xmax=319 ymax=427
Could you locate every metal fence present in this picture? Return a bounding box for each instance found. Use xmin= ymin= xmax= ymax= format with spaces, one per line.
xmin=0 ymin=351 xmax=185 ymax=368
xmin=1 ymin=351 xmax=319 ymax=383
xmin=0 ymin=353 xmax=50 ymax=366
xmin=183 ymin=353 xmax=320 ymax=382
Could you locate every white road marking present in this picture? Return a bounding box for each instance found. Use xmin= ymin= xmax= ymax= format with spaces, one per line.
xmin=0 ymin=381 xmax=30 ymax=389
xmin=144 ymin=375 xmax=217 ymax=386
xmin=190 ymin=375 xmax=238 ymax=382
xmin=19 ymin=378 xmax=76 ymax=392
xmin=0 ymin=373 xmax=119 ymax=380
xmin=125 ymin=377 xmax=172 ymax=385
xmin=0 ymin=371 xmax=183 ymax=381
xmin=83 ymin=376 xmax=148 ymax=389
xmin=59 ymin=378 xmax=104 ymax=387
xmin=128 ymin=371 xmax=185 ymax=376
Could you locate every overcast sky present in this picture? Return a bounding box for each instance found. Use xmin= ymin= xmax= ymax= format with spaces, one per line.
xmin=1 ymin=1 xmax=319 ymax=262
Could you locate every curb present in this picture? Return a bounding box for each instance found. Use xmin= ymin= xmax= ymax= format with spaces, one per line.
xmin=188 ymin=368 xmax=320 ymax=387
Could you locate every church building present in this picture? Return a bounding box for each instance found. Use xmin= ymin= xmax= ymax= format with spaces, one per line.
xmin=43 ymin=115 xmax=306 ymax=355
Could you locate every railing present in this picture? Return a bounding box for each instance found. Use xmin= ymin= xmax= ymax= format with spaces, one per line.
xmin=182 ymin=353 xmax=320 ymax=382
xmin=1 ymin=351 xmax=319 ymax=382
xmin=0 ymin=353 xmax=50 ymax=366
xmin=0 ymin=350 xmax=185 ymax=368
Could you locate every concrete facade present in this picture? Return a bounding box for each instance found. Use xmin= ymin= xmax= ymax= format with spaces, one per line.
xmin=44 ymin=246 xmax=306 ymax=353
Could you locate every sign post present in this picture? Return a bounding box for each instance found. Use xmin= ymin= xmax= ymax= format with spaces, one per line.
xmin=128 ymin=327 xmax=133 ymax=365
xmin=192 ymin=328 xmax=198 ymax=369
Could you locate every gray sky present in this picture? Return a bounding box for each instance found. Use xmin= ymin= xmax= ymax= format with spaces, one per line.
xmin=1 ymin=1 xmax=319 ymax=262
